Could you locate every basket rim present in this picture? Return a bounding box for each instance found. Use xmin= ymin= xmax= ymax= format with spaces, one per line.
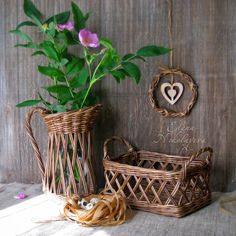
xmin=103 ymin=149 xmax=210 ymax=179
xmin=136 ymin=150 xmax=191 ymax=159
xmin=103 ymin=159 xmax=183 ymax=177
xmin=42 ymin=104 xmax=102 ymax=119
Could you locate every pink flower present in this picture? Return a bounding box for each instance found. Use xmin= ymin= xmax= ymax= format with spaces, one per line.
xmin=78 ymin=29 xmax=99 ymax=48
xmin=57 ymin=21 xmax=74 ymax=31
xmin=14 ymin=192 xmax=28 ymax=199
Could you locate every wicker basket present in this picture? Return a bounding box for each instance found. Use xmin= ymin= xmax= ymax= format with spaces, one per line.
xmin=103 ymin=136 xmax=213 ymax=217
xmin=25 ymin=104 xmax=102 ymax=196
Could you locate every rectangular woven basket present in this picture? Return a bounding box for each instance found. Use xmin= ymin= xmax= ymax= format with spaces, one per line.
xmin=103 ymin=136 xmax=213 ymax=217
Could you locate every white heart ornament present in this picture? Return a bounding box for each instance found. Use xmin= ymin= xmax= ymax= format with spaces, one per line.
xmin=161 ymin=82 xmax=184 ymax=105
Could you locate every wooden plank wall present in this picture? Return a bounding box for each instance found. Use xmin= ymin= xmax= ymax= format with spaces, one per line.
xmin=0 ymin=0 xmax=235 ymax=191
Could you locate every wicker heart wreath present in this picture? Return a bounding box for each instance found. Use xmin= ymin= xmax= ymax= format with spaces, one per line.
xmin=148 ymin=67 xmax=198 ymax=117
xmin=149 ymin=0 xmax=198 ymax=117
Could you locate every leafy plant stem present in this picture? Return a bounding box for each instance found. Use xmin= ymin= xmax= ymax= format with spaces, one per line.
xmin=80 ymin=53 xmax=140 ymax=108
xmin=87 ymin=63 xmax=92 ymax=81
xmin=59 ymin=66 xmax=75 ymax=99
xmin=80 ymin=82 xmax=93 ymax=108
xmin=92 ymin=53 xmax=139 ymax=79
xmin=123 ymin=54 xmax=137 ymax=62
xmin=91 ymin=50 xmax=107 ymax=81
xmin=80 ymin=50 xmax=107 ymax=108
xmin=110 ymin=64 xmax=122 ymax=72
xmin=83 ymin=48 xmax=92 ymax=80
xmin=53 ymin=77 xmax=59 ymax=103
xmin=80 ymin=67 xmax=122 ymax=109
xmin=65 ymin=75 xmax=75 ymax=98
xmin=42 ymin=99 xmax=53 ymax=112
xmin=40 ymin=28 xmax=55 ymax=44
xmin=38 ymin=92 xmax=53 ymax=112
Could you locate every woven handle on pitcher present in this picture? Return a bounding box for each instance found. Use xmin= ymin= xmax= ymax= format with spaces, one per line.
xmin=182 ymin=147 xmax=213 ymax=179
xmin=103 ymin=136 xmax=135 ymax=160
xmin=25 ymin=107 xmax=48 ymax=180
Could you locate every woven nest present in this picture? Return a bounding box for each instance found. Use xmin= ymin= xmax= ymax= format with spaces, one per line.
xmin=64 ymin=192 xmax=128 ymax=226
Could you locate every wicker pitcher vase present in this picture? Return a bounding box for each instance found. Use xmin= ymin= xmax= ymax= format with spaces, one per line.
xmin=25 ymin=104 xmax=102 ymax=196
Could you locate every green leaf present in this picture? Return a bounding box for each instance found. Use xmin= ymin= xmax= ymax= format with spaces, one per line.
xmin=100 ymin=49 xmax=120 ymax=71
xmin=54 ymin=32 xmax=68 ymax=52
xmin=73 ymin=89 xmax=97 ymax=108
xmin=49 ymin=104 xmax=67 ymax=113
xmin=16 ymin=21 xmax=37 ymax=30
xmin=38 ymin=66 xmax=64 ymax=79
xmin=39 ymin=41 xmax=60 ymax=61
xmin=64 ymin=31 xmax=78 ymax=45
xmin=79 ymin=92 xmax=97 ymax=107
xmin=16 ymin=99 xmax=41 ymax=107
xmin=122 ymin=62 xmax=141 ymax=84
xmin=70 ymin=67 xmax=89 ymax=88
xmin=100 ymin=38 xmax=113 ymax=50
xmin=87 ymin=54 xmax=97 ymax=64
xmin=47 ymin=22 xmax=56 ymax=37
xmin=73 ymin=89 xmax=88 ymax=105
xmin=44 ymin=11 xmax=70 ymax=25
xmin=122 ymin=53 xmax=146 ymax=62
xmin=14 ymin=42 xmax=38 ymax=49
xmin=122 ymin=53 xmax=135 ymax=61
xmin=23 ymin=0 xmax=42 ymax=24
xmin=71 ymin=102 xmax=80 ymax=110
xmin=111 ymin=69 xmax=126 ymax=83
xmin=71 ymin=1 xmax=86 ymax=31
xmin=38 ymin=92 xmax=52 ymax=110
xmin=137 ymin=45 xmax=171 ymax=57
xmin=43 ymin=85 xmax=70 ymax=94
xmin=61 ymin=58 xmax=69 ymax=66
xmin=59 ymin=92 xmax=74 ymax=105
xmin=66 ymin=57 xmax=84 ymax=75
xmin=9 ymin=29 xmax=32 ymax=42
xmin=84 ymin=12 xmax=91 ymax=21
xmin=31 ymin=50 xmax=46 ymax=57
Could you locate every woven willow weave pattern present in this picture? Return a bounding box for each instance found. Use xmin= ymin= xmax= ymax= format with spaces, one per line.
xmin=103 ymin=136 xmax=213 ymax=217
xmin=25 ymin=104 xmax=102 ymax=196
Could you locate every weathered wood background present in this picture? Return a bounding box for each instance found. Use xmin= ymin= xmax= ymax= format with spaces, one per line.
xmin=0 ymin=0 xmax=235 ymax=191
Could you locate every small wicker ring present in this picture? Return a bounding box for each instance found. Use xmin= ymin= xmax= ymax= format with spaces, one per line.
xmin=148 ymin=68 xmax=198 ymax=117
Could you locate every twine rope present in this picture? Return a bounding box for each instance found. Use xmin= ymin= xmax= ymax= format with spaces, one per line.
xmin=168 ymin=0 xmax=173 ymax=69
xmin=219 ymin=196 xmax=236 ymax=216
xmin=167 ymin=0 xmax=174 ymax=83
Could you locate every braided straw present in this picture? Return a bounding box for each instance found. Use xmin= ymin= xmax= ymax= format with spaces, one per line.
xmin=148 ymin=67 xmax=198 ymax=117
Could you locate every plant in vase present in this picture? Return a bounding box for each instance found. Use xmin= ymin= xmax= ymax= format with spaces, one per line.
xmin=11 ymin=0 xmax=170 ymax=196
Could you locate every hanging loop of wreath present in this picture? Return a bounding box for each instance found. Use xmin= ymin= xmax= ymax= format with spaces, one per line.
xmin=148 ymin=67 xmax=198 ymax=117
